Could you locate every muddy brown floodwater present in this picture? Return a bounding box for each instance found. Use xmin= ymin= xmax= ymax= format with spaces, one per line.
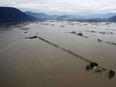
xmin=0 ymin=21 xmax=116 ymax=87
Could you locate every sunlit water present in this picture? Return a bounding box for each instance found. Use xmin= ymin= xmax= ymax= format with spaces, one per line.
xmin=0 ymin=21 xmax=116 ymax=87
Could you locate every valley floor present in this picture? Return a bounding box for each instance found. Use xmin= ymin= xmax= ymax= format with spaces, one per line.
xmin=0 ymin=21 xmax=116 ymax=87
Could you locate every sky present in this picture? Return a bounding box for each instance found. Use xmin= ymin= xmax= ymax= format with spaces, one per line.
xmin=0 ymin=0 xmax=116 ymax=15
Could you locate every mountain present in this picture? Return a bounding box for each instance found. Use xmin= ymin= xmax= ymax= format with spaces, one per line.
xmin=84 ymin=13 xmax=116 ymax=19
xmin=26 ymin=11 xmax=116 ymax=21
xmin=0 ymin=7 xmax=38 ymax=23
xmin=25 ymin=11 xmax=60 ymax=20
xmin=25 ymin=11 xmax=49 ymax=19
xmin=57 ymin=15 xmax=83 ymax=20
xmin=109 ymin=15 xmax=116 ymax=22
xmin=19 ymin=10 xmax=116 ymax=22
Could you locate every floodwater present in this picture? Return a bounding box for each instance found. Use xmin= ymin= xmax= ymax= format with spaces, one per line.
xmin=0 ymin=21 xmax=116 ymax=87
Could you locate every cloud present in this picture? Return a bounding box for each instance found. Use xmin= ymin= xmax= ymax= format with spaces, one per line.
xmin=0 ymin=0 xmax=116 ymax=14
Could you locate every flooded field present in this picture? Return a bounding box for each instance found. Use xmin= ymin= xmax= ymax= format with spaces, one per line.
xmin=0 ymin=21 xmax=116 ymax=87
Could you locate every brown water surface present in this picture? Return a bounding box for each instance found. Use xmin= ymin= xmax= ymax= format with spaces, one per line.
xmin=0 ymin=21 xmax=116 ymax=87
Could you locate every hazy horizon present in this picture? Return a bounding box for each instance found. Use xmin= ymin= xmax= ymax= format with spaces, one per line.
xmin=0 ymin=0 xmax=116 ymax=15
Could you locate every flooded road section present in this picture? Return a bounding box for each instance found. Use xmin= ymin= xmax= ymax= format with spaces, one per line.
xmin=0 ymin=21 xmax=116 ymax=87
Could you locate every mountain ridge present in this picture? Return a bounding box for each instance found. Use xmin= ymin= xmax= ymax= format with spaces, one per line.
xmin=0 ymin=7 xmax=38 ymax=23
xmin=25 ymin=11 xmax=116 ymax=21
